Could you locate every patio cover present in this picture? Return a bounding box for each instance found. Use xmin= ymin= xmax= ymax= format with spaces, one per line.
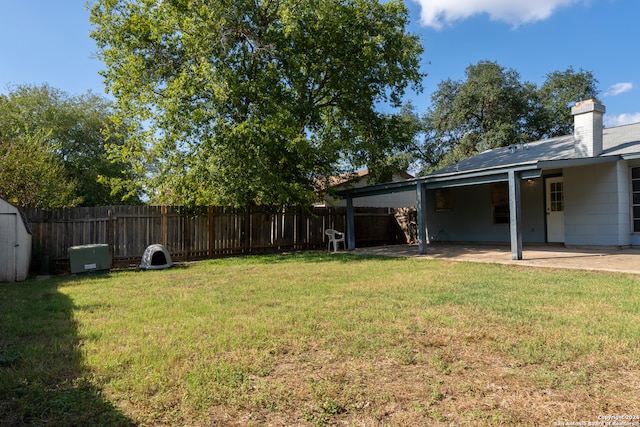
xmin=336 ymin=135 xmax=628 ymax=260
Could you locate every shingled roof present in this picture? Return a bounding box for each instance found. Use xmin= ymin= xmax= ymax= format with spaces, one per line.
xmin=430 ymin=122 xmax=640 ymax=178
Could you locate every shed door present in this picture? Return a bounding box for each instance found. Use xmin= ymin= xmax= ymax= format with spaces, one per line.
xmin=0 ymin=213 xmax=17 ymax=282
xmin=545 ymin=177 xmax=564 ymax=243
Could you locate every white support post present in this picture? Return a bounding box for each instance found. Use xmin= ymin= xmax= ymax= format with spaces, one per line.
xmin=508 ymin=170 xmax=523 ymax=260
xmin=416 ymin=181 xmax=428 ymax=255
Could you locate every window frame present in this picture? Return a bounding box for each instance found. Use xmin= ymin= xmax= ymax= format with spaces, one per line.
xmin=492 ymin=182 xmax=509 ymax=225
xmin=434 ymin=188 xmax=452 ymax=211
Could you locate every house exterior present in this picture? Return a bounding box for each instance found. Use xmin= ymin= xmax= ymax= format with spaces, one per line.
xmin=0 ymin=198 xmax=32 ymax=282
xmin=318 ymin=169 xmax=416 ymax=208
xmin=338 ymin=99 xmax=640 ymax=259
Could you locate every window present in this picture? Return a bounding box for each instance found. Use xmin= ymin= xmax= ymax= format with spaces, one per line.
xmin=492 ymin=183 xmax=509 ymax=224
xmin=631 ymin=167 xmax=640 ymax=232
xmin=434 ymin=188 xmax=451 ymax=210
xmin=548 ymin=181 xmax=564 ymax=212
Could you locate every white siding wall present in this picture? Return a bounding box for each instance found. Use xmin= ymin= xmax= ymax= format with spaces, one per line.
xmin=627 ymin=162 xmax=640 ymax=246
xmin=324 ymin=174 xmax=417 ymax=208
xmin=564 ymin=161 xmax=630 ymax=246
xmin=615 ymin=162 xmax=632 ymax=245
xmin=341 ymin=191 xmax=417 ymax=208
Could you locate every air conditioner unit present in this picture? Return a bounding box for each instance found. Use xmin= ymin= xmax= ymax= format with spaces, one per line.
xmin=68 ymin=244 xmax=111 ymax=274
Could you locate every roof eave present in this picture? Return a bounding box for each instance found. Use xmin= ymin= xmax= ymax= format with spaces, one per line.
xmin=336 ymin=162 xmax=540 ymax=198
xmin=335 ymin=155 xmax=627 ymax=199
xmin=537 ymin=155 xmax=621 ymax=169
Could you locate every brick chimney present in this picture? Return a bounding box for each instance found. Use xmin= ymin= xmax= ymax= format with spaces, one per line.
xmin=571 ymin=99 xmax=605 ymax=157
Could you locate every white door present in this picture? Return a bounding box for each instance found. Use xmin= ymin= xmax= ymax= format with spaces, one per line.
xmin=0 ymin=213 xmax=17 ymax=282
xmin=546 ymin=177 xmax=564 ymax=243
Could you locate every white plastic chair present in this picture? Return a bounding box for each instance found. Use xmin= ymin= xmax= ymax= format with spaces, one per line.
xmin=325 ymin=229 xmax=345 ymax=252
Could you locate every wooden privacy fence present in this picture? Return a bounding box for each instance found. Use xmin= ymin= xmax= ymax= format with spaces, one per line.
xmin=24 ymin=206 xmax=408 ymax=272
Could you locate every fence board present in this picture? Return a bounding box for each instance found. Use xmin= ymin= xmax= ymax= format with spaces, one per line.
xmin=23 ymin=205 xmax=409 ymax=272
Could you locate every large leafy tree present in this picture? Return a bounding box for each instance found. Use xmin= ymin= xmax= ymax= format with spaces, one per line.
xmin=89 ymin=0 xmax=424 ymax=207
xmin=415 ymin=61 xmax=598 ymax=173
xmin=0 ymin=84 xmax=140 ymax=206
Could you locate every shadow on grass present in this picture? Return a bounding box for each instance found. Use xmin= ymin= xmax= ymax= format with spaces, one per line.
xmin=0 ymin=279 xmax=135 ymax=426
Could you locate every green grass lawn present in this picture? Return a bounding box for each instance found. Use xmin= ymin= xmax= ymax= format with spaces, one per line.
xmin=2 ymin=252 xmax=640 ymax=426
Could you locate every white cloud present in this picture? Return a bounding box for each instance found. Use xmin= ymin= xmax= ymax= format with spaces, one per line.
xmin=412 ymin=0 xmax=579 ymax=29
xmin=605 ymin=113 xmax=640 ymax=127
xmin=604 ymin=82 xmax=634 ymax=97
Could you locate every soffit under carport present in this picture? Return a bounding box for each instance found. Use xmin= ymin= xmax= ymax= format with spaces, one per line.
xmin=422 ymin=163 xmax=541 ymax=189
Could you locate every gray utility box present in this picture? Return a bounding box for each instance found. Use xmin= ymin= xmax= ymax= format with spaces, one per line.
xmin=68 ymin=244 xmax=111 ymax=274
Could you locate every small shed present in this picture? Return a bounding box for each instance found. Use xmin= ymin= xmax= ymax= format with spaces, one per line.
xmin=0 ymin=198 xmax=32 ymax=282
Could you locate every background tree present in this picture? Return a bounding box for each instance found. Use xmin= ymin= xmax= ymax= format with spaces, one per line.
xmin=418 ymin=61 xmax=536 ymax=171
xmin=415 ymin=61 xmax=599 ymax=174
xmin=0 ymin=132 xmax=79 ymax=209
xmin=90 ymin=0 xmax=424 ymax=207
xmin=0 ymin=84 xmax=140 ymax=206
xmin=535 ymin=67 xmax=599 ymax=139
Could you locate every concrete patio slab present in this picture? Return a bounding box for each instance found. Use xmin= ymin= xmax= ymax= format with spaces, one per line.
xmin=353 ymin=243 xmax=640 ymax=275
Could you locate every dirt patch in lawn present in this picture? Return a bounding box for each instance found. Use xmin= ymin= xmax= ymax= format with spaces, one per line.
xmin=180 ymin=337 xmax=640 ymax=426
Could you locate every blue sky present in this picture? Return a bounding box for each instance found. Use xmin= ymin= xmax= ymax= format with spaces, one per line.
xmin=1 ymin=0 xmax=639 ymax=127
